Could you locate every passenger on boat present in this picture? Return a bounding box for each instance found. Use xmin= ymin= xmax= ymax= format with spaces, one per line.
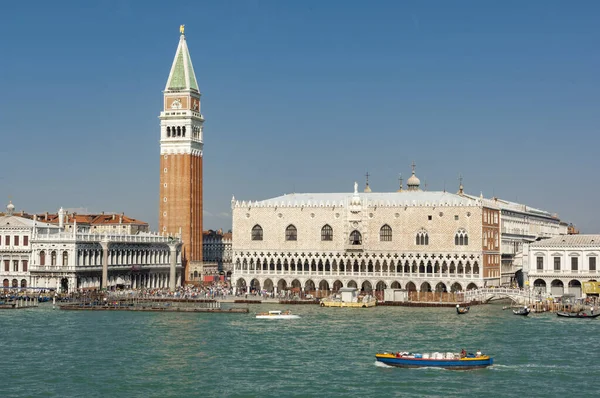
xmin=476 ymin=349 xmax=482 ymax=357
xmin=460 ymin=349 xmax=466 ymax=358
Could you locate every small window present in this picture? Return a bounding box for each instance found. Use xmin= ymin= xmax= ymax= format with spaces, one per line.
xmin=285 ymin=225 xmax=297 ymax=241
xmin=14 ymin=236 xmax=19 ymax=246
xmin=455 ymin=229 xmax=468 ymax=246
xmin=380 ymin=225 xmax=392 ymax=242
xmin=416 ymin=230 xmax=429 ymax=245
xmin=428 ymin=215 xmax=432 ymax=221
xmin=24 ymin=236 xmax=28 ymax=246
xmin=536 ymin=257 xmax=543 ymax=271
xmin=321 ymin=225 xmax=333 ymax=241
xmin=251 ymin=225 xmax=263 ymax=241
xmin=454 ymin=215 xmax=459 ymax=221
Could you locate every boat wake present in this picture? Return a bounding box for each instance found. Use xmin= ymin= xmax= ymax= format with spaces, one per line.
xmin=374 ymin=361 xmax=393 ymax=368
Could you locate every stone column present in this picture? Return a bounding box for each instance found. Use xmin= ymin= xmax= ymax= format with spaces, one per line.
xmin=168 ymin=243 xmax=179 ymax=291
xmin=100 ymin=239 xmax=109 ymax=290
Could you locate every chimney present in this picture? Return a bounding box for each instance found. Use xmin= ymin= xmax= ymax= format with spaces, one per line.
xmin=112 ymin=214 xmax=115 ymax=221
xmin=44 ymin=212 xmax=48 ymax=221
xmin=101 ymin=211 xmax=104 ymax=215
xmin=119 ymin=214 xmax=123 ymax=224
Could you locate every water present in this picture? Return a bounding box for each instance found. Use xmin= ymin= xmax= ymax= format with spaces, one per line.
xmin=0 ymin=303 xmax=597 ymax=397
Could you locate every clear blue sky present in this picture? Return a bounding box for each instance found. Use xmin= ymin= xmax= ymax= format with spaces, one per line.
xmin=1 ymin=1 xmax=598 ymax=232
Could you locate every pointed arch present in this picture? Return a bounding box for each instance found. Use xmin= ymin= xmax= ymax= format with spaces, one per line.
xmin=380 ymin=224 xmax=392 ymax=241
xmin=321 ymin=224 xmax=333 ymax=241
xmin=285 ymin=225 xmax=297 ymax=241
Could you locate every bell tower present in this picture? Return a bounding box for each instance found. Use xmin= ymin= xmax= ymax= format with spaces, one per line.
xmin=159 ymin=25 xmax=204 ymax=284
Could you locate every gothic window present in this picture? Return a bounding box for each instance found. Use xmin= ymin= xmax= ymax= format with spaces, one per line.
xmin=349 ymin=230 xmax=362 ymax=245
xmin=380 ymin=224 xmax=392 ymax=242
xmin=51 ymin=251 xmax=57 ymax=266
xmin=167 ymin=127 xmax=171 ymax=137
xmin=182 ymin=126 xmax=186 ymax=137
xmin=177 ymin=126 xmax=181 ymax=137
xmin=251 ymin=225 xmax=263 ymax=241
xmin=40 ymin=251 xmax=45 ymax=266
xmin=454 ymin=229 xmax=468 ymax=245
xmin=416 ymin=229 xmax=429 ymax=246
xmin=321 ymin=224 xmax=333 ymax=241
xmin=63 ymin=251 xmax=69 ymax=266
xmin=285 ymin=225 xmax=297 ymax=241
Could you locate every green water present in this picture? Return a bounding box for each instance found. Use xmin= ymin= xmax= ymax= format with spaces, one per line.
xmin=0 ymin=303 xmax=596 ymax=397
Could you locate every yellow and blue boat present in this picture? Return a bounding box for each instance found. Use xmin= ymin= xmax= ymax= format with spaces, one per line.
xmin=375 ymin=351 xmax=493 ymax=370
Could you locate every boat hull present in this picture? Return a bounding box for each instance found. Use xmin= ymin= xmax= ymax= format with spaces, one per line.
xmin=375 ymin=354 xmax=493 ymax=370
xmin=557 ymin=311 xmax=600 ymax=318
xmin=255 ymin=315 xmax=300 ymax=319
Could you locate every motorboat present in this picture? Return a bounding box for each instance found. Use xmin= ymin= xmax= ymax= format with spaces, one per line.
xmin=375 ymin=351 xmax=493 ymax=370
xmin=513 ymin=307 xmax=531 ymax=316
xmin=456 ymin=305 xmax=470 ymax=314
xmin=255 ymin=310 xmax=300 ymax=319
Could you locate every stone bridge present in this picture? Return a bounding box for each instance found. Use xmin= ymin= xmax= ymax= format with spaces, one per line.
xmin=464 ymin=287 xmax=547 ymax=305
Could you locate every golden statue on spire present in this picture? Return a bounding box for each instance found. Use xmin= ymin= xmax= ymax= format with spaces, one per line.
xmin=180 ymin=24 xmax=185 ymax=35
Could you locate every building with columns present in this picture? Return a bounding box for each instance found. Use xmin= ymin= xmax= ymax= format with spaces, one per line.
xmin=1 ymin=202 xmax=183 ymax=292
xmin=231 ymin=168 xmax=502 ymax=297
xmin=231 ymin=165 xmax=569 ymax=297
xmin=522 ymin=235 xmax=599 ymax=298
xmin=159 ymin=26 xmax=204 ymax=284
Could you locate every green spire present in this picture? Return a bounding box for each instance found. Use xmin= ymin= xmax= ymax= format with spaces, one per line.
xmin=165 ymin=34 xmax=199 ymax=92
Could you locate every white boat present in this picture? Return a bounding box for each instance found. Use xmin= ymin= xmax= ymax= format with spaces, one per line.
xmin=255 ymin=310 xmax=300 ymax=319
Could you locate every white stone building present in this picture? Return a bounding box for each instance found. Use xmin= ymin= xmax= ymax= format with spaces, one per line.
xmin=1 ymin=202 xmax=183 ymax=292
xmin=232 ymin=173 xmax=503 ymax=296
xmin=522 ymin=235 xmax=600 ymax=298
xmin=462 ymin=193 xmax=567 ymax=285
xmin=1 ymin=202 xmax=58 ymax=289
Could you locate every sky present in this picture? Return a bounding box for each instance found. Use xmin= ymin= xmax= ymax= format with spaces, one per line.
xmin=0 ymin=1 xmax=599 ymax=232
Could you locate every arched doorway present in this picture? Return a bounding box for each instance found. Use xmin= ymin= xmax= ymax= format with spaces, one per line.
xmin=60 ymin=278 xmax=68 ymax=293
xmin=435 ymin=282 xmax=447 ymax=293
xmin=263 ymin=279 xmax=274 ymax=293
xmin=304 ymin=279 xmax=316 ymax=296
xmin=390 ymin=281 xmax=401 ymax=289
xmin=277 ymin=279 xmax=287 ymax=292
xmin=250 ymin=278 xmax=260 ymax=293
xmin=466 ymin=283 xmax=477 ymax=290
xmin=318 ymin=280 xmax=330 ymax=293
xmin=2 ymin=279 xmax=9 ymax=288
xmin=406 ymin=282 xmax=416 ymax=291
xmin=20 ymin=279 xmax=27 ymax=288
xmin=12 ymin=279 xmax=18 ymax=288
xmin=551 ymin=280 xmax=564 ymax=296
xmin=568 ymin=280 xmax=581 ymax=297
xmin=362 ymin=281 xmax=373 ymax=292
xmin=533 ymin=279 xmax=547 ymax=293
xmin=332 ymin=280 xmax=343 ymax=292
xmin=347 ymin=280 xmax=358 ymax=289
xmin=236 ymin=278 xmax=247 ymax=293
xmin=420 ymin=282 xmax=432 ymax=292
xmin=376 ymin=281 xmax=387 ymax=291
xmin=450 ymin=282 xmax=463 ymax=293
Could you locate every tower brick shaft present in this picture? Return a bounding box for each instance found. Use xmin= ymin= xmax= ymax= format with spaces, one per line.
xmin=159 ymin=29 xmax=204 ymax=284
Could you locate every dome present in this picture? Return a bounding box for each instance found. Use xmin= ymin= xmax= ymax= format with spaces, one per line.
xmin=6 ymin=201 xmax=15 ymax=215
xmin=407 ymin=173 xmax=420 ymax=188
